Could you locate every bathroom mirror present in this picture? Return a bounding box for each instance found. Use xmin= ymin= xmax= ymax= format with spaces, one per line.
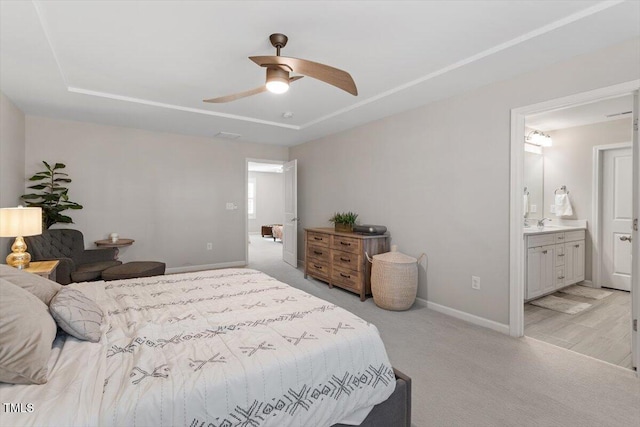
xmin=523 ymin=151 xmax=543 ymax=220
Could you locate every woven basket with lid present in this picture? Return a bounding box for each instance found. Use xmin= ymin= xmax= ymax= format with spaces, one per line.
xmin=370 ymin=246 xmax=424 ymax=311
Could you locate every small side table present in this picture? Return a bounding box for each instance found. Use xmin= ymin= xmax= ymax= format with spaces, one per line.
xmin=95 ymin=238 xmax=135 ymax=260
xmin=24 ymin=260 xmax=60 ymax=282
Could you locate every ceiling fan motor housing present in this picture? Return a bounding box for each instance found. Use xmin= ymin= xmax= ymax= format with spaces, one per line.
xmin=266 ymin=67 xmax=290 ymax=87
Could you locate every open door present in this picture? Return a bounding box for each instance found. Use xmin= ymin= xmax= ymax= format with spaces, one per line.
xmin=632 ymin=91 xmax=639 ymax=371
xmin=283 ymin=159 xmax=298 ymax=267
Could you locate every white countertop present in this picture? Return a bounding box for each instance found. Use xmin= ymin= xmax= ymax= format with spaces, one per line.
xmin=523 ymin=225 xmax=586 ymax=235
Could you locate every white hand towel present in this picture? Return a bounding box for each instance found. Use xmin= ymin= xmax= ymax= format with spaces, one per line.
xmin=554 ymin=193 xmax=573 ymax=217
xmin=523 ymin=194 xmax=529 ymax=216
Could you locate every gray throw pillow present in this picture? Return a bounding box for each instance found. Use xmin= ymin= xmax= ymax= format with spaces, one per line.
xmin=0 ymin=264 xmax=62 ymax=305
xmin=0 ymin=278 xmax=57 ymax=384
xmin=49 ymin=288 xmax=104 ymax=342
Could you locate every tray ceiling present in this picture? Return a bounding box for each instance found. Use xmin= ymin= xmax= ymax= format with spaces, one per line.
xmin=1 ymin=1 xmax=639 ymax=146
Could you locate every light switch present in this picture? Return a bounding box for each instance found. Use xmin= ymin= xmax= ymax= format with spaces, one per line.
xmin=550 ymin=205 xmax=556 ymax=213
xmin=530 ymin=204 xmax=537 ymax=213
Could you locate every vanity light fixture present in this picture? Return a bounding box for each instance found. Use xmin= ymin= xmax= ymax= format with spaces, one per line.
xmin=525 ymin=130 xmax=552 ymax=147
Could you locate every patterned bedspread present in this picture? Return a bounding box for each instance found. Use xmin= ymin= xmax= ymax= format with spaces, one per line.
xmin=97 ymin=268 xmax=395 ymax=426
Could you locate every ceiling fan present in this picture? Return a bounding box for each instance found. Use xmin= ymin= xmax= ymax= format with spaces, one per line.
xmin=203 ymin=33 xmax=358 ymax=103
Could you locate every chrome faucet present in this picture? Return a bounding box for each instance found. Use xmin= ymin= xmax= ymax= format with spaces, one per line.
xmin=537 ymin=218 xmax=551 ymax=228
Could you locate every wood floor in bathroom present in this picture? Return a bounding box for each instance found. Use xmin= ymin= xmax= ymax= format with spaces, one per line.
xmin=524 ymin=288 xmax=632 ymax=369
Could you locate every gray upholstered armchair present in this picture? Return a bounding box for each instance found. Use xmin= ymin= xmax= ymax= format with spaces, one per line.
xmin=24 ymin=229 xmax=122 ymax=284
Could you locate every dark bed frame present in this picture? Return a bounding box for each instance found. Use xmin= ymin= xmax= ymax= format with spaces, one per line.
xmin=333 ymin=368 xmax=411 ymax=427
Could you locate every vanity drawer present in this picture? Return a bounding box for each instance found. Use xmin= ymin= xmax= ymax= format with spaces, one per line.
xmin=527 ymin=234 xmax=556 ymax=248
xmin=332 ymin=251 xmax=362 ymax=271
xmin=331 ymin=235 xmax=361 ymax=254
xmin=307 ymin=231 xmax=330 ymax=247
xmin=565 ymin=230 xmax=585 ymax=243
xmin=555 ymin=266 xmax=566 ymax=286
xmin=306 ymin=259 xmax=330 ymax=279
xmin=307 ymin=244 xmax=330 ymax=262
xmin=331 ymin=265 xmax=361 ymax=292
xmin=554 ymin=233 xmax=566 ymax=244
xmin=555 ymin=244 xmax=566 ymax=266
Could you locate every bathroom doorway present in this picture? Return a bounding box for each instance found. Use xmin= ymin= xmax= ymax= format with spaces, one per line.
xmin=509 ymin=82 xmax=640 ymax=371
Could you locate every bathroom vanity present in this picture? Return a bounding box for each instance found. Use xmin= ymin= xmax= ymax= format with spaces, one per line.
xmin=524 ymin=226 xmax=586 ymax=300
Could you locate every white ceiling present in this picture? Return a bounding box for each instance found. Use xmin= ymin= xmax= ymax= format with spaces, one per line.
xmin=1 ymin=1 xmax=639 ymax=146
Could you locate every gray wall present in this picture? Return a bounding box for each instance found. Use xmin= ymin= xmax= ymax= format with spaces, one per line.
xmin=248 ymin=171 xmax=284 ymax=233
xmin=290 ymin=38 xmax=640 ymax=326
xmin=544 ymin=118 xmax=632 ymax=282
xmin=0 ymin=92 xmax=26 ymax=260
xmin=25 ymin=116 xmax=288 ymax=270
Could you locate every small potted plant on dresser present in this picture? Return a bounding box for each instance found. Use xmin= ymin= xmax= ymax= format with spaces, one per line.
xmin=329 ymin=211 xmax=358 ymax=232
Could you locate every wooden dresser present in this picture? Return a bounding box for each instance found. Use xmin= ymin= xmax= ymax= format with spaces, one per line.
xmin=304 ymin=227 xmax=389 ymax=301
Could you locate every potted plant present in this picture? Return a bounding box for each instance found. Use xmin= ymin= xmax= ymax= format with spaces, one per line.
xmin=21 ymin=161 xmax=83 ymax=229
xmin=329 ymin=211 xmax=358 ymax=232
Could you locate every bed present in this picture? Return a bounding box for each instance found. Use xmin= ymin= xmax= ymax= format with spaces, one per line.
xmin=272 ymin=225 xmax=283 ymax=241
xmin=0 ymin=267 xmax=410 ymax=427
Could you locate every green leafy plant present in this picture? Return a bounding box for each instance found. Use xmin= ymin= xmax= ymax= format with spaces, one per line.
xmin=21 ymin=161 xmax=83 ymax=229
xmin=329 ymin=211 xmax=359 ymax=225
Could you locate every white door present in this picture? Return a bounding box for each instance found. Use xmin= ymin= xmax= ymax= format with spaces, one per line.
xmin=631 ymin=91 xmax=639 ymax=370
xmin=283 ymin=160 xmax=298 ymax=267
xmin=601 ymin=147 xmax=633 ymax=291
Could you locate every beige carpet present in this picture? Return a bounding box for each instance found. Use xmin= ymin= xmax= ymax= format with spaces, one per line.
xmin=559 ymin=284 xmax=614 ymax=300
xmin=530 ymin=294 xmax=592 ymax=314
xmin=247 ymin=235 xmax=639 ymax=427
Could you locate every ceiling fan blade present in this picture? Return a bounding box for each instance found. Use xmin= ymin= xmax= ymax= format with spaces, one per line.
xmin=203 ymin=85 xmax=267 ymax=103
xmin=203 ymin=76 xmax=303 ymax=103
xmin=250 ymin=56 xmax=357 ymax=96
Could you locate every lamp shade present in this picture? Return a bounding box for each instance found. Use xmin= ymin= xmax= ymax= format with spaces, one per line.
xmin=0 ymin=207 xmax=42 ymax=237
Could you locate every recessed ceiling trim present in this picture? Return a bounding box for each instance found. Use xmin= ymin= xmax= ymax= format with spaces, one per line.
xmin=298 ymin=0 xmax=625 ymax=129
xmin=67 ymin=87 xmax=301 ymax=130
xmin=32 ymin=0 xmax=625 ymax=132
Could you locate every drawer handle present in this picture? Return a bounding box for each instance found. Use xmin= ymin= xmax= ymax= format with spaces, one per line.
xmin=340 ymin=257 xmax=351 ymax=262
xmin=574 ymin=244 xmax=579 ymax=248
xmin=313 ymin=264 xmax=323 ymax=269
xmin=542 ymin=250 xmax=548 ymax=254
xmin=558 ymin=237 xmax=564 ymax=240
xmin=558 ymin=276 xmax=565 ymax=280
xmin=313 ymin=250 xmax=323 ymax=255
xmin=340 ymin=242 xmax=351 ymax=246
xmin=557 ymin=254 xmax=565 ymax=257
xmin=339 ymin=273 xmax=351 ymax=279
xmin=313 ymin=237 xmax=322 ymax=241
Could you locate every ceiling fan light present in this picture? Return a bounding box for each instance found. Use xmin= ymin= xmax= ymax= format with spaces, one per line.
xmin=266 ymin=68 xmax=290 ymax=94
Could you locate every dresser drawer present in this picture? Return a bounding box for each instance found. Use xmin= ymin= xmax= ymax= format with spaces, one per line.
xmin=307 ymin=244 xmax=330 ymax=262
xmin=331 ymin=235 xmax=361 ymax=254
xmin=307 ymin=231 xmax=330 ymax=247
xmin=332 ymin=251 xmax=362 ymax=272
xmin=306 ymin=259 xmax=330 ymax=279
xmin=331 ymin=265 xmax=361 ymax=291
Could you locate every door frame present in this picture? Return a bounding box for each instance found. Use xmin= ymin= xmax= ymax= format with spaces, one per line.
xmin=591 ymin=142 xmax=632 ymax=290
xmin=509 ymin=79 xmax=640 ymax=338
xmin=244 ymin=158 xmax=285 ymax=264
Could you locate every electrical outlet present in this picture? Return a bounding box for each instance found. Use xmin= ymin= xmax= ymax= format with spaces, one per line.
xmin=206 ymin=243 xmax=213 ymax=250
xmin=471 ymin=276 xmax=481 ymax=290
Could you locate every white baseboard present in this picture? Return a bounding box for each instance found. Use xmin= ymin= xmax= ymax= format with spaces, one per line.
xmin=580 ymin=280 xmax=594 ymax=288
xmin=416 ymin=297 xmax=510 ymax=335
xmin=166 ymin=261 xmax=246 ymax=274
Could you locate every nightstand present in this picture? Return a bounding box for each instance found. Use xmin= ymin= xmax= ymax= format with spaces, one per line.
xmin=24 ymin=260 xmax=60 ymax=282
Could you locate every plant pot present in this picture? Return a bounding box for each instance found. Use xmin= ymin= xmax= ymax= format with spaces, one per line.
xmin=334 ymin=223 xmax=353 ymax=233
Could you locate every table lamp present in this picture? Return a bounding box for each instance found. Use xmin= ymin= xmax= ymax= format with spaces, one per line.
xmin=0 ymin=206 xmax=42 ymax=269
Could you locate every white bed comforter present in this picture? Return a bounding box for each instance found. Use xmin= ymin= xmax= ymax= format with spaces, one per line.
xmin=0 ymin=269 xmax=395 ymax=427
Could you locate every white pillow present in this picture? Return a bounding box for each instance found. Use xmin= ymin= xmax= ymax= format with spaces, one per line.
xmin=49 ymin=288 xmax=104 ymax=343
